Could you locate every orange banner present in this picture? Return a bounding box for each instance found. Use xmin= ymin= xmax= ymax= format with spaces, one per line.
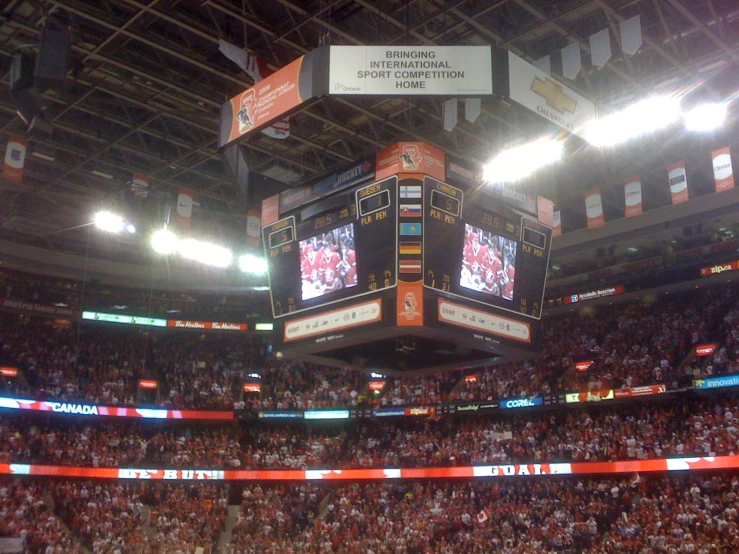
xmin=376 ymin=142 xmax=445 ymax=181
xmin=261 ymin=194 xmax=280 ymax=227
xmin=585 ymin=189 xmax=604 ymax=228
xmin=536 ymin=196 xmax=554 ymax=227
xmin=224 ymin=56 xmax=304 ymax=144
xmin=138 ymin=380 xmax=158 ymax=389
xmin=553 ymin=210 xmax=562 ymax=237
xmin=397 ymin=280 xmax=424 ymax=326
xmin=2 ymin=135 xmax=27 ymax=182
xmin=712 ymin=147 xmax=734 ymax=192
xmin=668 ymin=161 xmax=689 ymax=204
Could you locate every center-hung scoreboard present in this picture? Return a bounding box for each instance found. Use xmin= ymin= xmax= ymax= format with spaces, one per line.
xmin=261 ymin=142 xmax=552 ymax=375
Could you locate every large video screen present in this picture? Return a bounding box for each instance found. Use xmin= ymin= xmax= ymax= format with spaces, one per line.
xmin=299 ymin=224 xmax=357 ymax=301
xmin=460 ymin=223 xmax=517 ymax=301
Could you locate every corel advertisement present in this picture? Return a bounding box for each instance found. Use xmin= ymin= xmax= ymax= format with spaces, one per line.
xmin=0 ymin=397 xmax=233 ymax=420
xmin=500 ymin=397 xmax=543 ymax=409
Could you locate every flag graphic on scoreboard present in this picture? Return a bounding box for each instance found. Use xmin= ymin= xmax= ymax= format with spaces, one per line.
xmin=400 ymin=185 xmax=422 ymax=199
xmin=399 ymin=204 xmax=422 ymax=217
xmin=399 ymin=260 xmax=422 ymax=273
xmin=399 ymin=242 xmax=422 ymax=255
xmin=399 ymin=223 xmax=422 ymax=236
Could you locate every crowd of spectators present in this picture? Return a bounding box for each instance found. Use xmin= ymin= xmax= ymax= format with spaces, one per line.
xmin=222 ymin=474 xmax=739 ymax=553
xmin=0 ymin=480 xmax=82 ymax=553
xmin=1 ymin=396 xmax=737 ymax=471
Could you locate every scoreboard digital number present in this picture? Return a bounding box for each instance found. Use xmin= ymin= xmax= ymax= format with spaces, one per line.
xmin=263 ymin=177 xmax=398 ymax=318
xmin=423 ymin=176 xmax=551 ymax=319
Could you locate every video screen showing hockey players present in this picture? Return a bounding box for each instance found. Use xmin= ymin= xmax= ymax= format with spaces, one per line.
xmin=299 ymin=224 xmax=358 ymax=301
xmin=459 ymin=224 xmax=516 ymax=301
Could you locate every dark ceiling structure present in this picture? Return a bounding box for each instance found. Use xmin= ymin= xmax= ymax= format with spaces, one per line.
xmin=0 ymin=0 xmax=737 ymax=261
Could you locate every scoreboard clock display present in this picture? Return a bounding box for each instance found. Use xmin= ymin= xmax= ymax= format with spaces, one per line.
xmin=263 ymin=177 xmax=398 ymax=318
xmin=423 ymin=176 xmax=550 ymax=319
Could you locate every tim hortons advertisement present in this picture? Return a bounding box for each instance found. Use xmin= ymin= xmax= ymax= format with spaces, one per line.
xmin=219 ymin=48 xmax=329 ymax=149
xmin=166 ymin=320 xmax=248 ymax=331
xmin=329 ymin=46 xmax=493 ymax=96
xmin=505 ymin=50 xmax=595 ymax=140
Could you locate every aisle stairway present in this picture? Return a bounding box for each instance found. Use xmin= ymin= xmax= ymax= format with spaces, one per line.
xmin=41 ymin=491 xmax=93 ymax=554
xmin=216 ymin=505 xmax=242 ymax=552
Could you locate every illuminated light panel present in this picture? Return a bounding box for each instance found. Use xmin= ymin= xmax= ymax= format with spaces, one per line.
xmin=93 ymin=211 xmax=125 ymax=233
xmin=584 ymin=96 xmax=681 ymax=147
xmin=483 ymin=137 xmax=563 ymax=184
xmin=683 ymin=103 xmax=727 ymax=132
xmin=151 ymin=228 xmax=178 ymax=255
xmin=239 ymin=254 xmax=268 ymax=275
xmin=179 ymin=238 xmax=233 ymax=268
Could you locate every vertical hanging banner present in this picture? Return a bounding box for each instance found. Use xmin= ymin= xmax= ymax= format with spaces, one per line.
xmin=2 ymin=135 xmax=27 ymax=182
xmin=175 ymin=188 xmax=193 ymax=229
xmin=553 ymin=210 xmax=562 ymax=237
xmin=624 ymin=177 xmax=642 ymax=217
xmin=464 ymin=98 xmax=481 ymax=123
xmin=246 ymin=209 xmax=261 ymax=249
xmin=533 ymin=55 xmax=551 ymax=76
xmin=667 ymin=162 xmax=689 ymax=204
xmin=589 ymin=28 xmax=612 ymax=68
xmin=244 ymin=52 xmax=291 ymax=139
xmin=536 ymin=196 xmax=554 ymax=228
xmin=585 ymin=189 xmax=605 ymax=229
xmin=620 ymin=16 xmax=643 ymax=56
xmin=442 ymin=98 xmax=458 ymax=132
xmin=712 ymin=147 xmax=734 ymax=192
xmin=131 ymin=173 xmax=150 ymax=199
xmin=561 ymin=42 xmax=582 ymax=80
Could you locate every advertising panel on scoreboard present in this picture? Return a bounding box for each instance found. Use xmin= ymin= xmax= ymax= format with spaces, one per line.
xmin=263 ymin=177 xmax=398 ymax=318
xmin=422 ymin=176 xmax=551 ymax=319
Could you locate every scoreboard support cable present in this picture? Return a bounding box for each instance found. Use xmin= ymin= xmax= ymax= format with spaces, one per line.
xmin=261 ymin=142 xmax=552 ymax=375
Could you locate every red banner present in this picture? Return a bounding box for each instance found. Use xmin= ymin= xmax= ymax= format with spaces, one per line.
xmin=138 ymin=380 xmax=158 ymax=389
xmin=166 ymin=320 xmax=248 ymax=331
xmin=0 ymin=396 xmax=233 ymax=420
xmin=464 ymin=375 xmax=478 ymax=384
xmin=0 ymin=367 xmax=18 ymax=377
xmin=668 ymin=161 xmax=689 ymax=204
xmin=585 ymin=189 xmax=604 ymax=228
xmin=243 ymin=383 xmax=261 ymax=393
xmin=613 ymin=384 xmax=666 ymax=398
xmin=1 ymin=456 xmax=739 ymax=481
xmin=712 ymin=146 xmax=734 ymax=192
xmin=536 ymin=196 xmax=554 ymax=228
xmin=376 ymin=142 xmax=445 ymax=181
xmin=700 ymin=261 xmax=739 ymax=277
xmin=695 ymin=344 xmax=718 ymax=357
xmin=404 ymin=406 xmax=436 ymax=417
xmin=368 ymin=381 xmax=385 ymax=391
xmin=575 ymin=361 xmax=593 ymax=372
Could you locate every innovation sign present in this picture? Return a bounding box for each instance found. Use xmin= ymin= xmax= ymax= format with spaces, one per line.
xmin=695 ymin=374 xmax=739 ymax=390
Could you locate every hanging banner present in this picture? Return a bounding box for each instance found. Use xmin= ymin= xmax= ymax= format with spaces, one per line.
xmin=376 ymin=142 xmax=445 ymax=181
xmin=561 ymin=42 xmax=582 ymax=80
xmin=624 ymin=177 xmax=642 ymax=217
xmin=2 ymin=135 xmax=27 ymax=182
xmin=244 ymin=52 xmax=291 ymax=139
xmin=585 ymin=189 xmax=605 ymax=228
xmin=536 ymin=196 xmax=554 ymax=228
xmin=329 ymin=46 xmax=493 ymax=96
xmin=130 ymin=173 xmax=150 ymax=199
xmin=553 ymin=210 xmax=562 ymax=237
xmin=712 ymin=147 xmax=734 ymax=192
xmin=620 ymin=16 xmax=643 ymax=56
xmin=442 ymin=98 xmax=458 ymax=132
xmin=668 ymin=161 xmax=689 ymax=204
xmin=175 ymin=188 xmax=193 ymax=229
xmin=506 ymin=50 xmax=595 ymax=140
xmin=589 ymin=28 xmax=612 ymax=68
xmin=246 ymin=209 xmax=261 ymax=249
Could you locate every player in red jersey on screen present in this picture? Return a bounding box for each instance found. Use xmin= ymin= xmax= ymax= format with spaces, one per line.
xmin=301 ymin=242 xmax=325 ymax=299
xmin=320 ymin=242 xmax=343 ymax=291
xmin=340 ymin=240 xmax=357 ymax=287
xmin=503 ymin=255 xmax=515 ymax=300
xmin=482 ymin=243 xmax=504 ymax=295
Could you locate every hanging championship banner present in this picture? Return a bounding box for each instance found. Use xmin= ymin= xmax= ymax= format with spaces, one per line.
xmin=553 ymin=210 xmax=562 ymax=237
xmin=244 ymin=52 xmax=290 ymax=139
xmin=668 ymin=161 xmax=689 ymax=204
xmin=175 ymin=188 xmax=193 ymax=229
xmin=2 ymin=135 xmax=27 ymax=182
xmin=624 ymin=177 xmax=642 ymax=217
xmin=712 ymin=147 xmax=734 ymax=192
xmin=585 ymin=189 xmax=605 ymax=228
xmin=536 ymin=196 xmax=554 ymax=228
xmin=246 ymin=209 xmax=261 ymax=248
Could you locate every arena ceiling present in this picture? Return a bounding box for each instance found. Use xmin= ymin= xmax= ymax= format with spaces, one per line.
xmin=0 ymin=0 xmax=737 ymax=260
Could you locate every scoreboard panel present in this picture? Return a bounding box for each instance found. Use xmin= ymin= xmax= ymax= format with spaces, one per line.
xmin=423 ymin=176 xmax=550 ymax=320
xmin=264 ymin=176 xmax=398 ymax=318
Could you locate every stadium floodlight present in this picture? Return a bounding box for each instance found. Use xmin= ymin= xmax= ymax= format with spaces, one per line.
xmin=126 ymin=224 xmax=136 ymax=234
xmin=683 ymin=103 xmax=727 ymax=132
xmin=483 ymin=137 xmax=564 ymax=184
xmin=239 ymin=254 xmax=268 ymax=275
xmin=151 ymin=227 xmax=178 ymax=255
xmin=584 ymin=96 xmax=681 ymax=147
xmin=93 ymin=210 xmax=125 ymax=233
xmin=179 ymin=238 xmax=233 ymax=268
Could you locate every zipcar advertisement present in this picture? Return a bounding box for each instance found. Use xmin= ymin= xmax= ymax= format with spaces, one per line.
xmin=1 ymin=456 xmax=738 ymax=481
xmin=0 ymin=397 xmax=233 ymax=420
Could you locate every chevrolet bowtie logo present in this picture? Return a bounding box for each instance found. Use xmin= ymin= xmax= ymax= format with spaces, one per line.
xmin=531 ymin=77 xmax=577 ymax=114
